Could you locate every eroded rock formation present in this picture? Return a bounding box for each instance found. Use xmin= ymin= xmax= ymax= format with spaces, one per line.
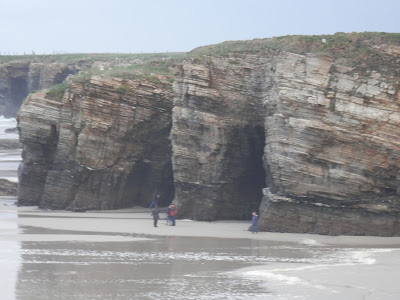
xmin=172 ymin=34 xmax=400 ymax=235
xmin=171 ymin=55 xmax=272 ymax=220
xmin=258 ymin=51 xmax=400 ymax=236
xmin=0 ymin=60 xmax=78 ymax=117
xmin=16 ymin=33 xmax=400 ymax=236
xmin=18 ymin=75 xmax=174 ymax=210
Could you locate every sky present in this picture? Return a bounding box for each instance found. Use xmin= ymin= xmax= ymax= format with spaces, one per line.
xmin=0 ymin=0 xmax=399 ymax=55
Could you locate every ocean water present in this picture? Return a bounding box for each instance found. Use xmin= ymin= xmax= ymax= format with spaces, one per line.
xmin=0 ymin=116 xmax=21 ymax=182
xmin=0 ymin=116 xmax=19 ymax=140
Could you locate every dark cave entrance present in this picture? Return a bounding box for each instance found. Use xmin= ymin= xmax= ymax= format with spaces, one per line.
xmin=7 ymin=77 xmax=28 ymax=117
xmin=122 ymin=160 xmax=175 ymax=208
xmin=217 ymin=125 xmax=267 ymax=220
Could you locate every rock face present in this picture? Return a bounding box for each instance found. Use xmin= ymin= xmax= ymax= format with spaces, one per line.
xmin=0 ymin=60 xmax=79 ymax=117
xmin=17 ymin=75 xmax=174 ymax=210
xmin=16 ymin=33 xmax=400 ymax=236
xmin=0 ymin=54 xmax=182 ymax=118
xmin=171 ymin=55 xmax=272 ymax=220
xmin=258 ymin=51 xmax=400 ymax=236
xmin=172 ymin=37 xmax=400 ymax=235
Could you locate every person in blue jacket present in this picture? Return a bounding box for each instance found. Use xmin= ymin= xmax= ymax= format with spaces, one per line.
xmin=251 ymin=212 xmax=259 ymax=234
xmin=150 ymin=194 xmax=160 ymax=209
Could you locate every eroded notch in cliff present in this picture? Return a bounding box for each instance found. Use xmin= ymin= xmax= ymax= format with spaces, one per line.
xmin=216 ymin=124 xmax=266 ymax=219
xmin=7 ymin=77 xmax=28 ymax=117
xmin=121 ymin=160 xmax=175 ymax=208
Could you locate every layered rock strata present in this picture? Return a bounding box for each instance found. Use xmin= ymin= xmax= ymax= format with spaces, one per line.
xmin=258 ymin=51 xmax=400 ymax=235
xmin=171 ymin=55 xmax=273 ymax=220
xmin=18 ymin=75 xmax=174 ymax=210
xmin=16 ymin=34 xmax=400 ymax=236
xmin=172 ymin=46 xmax=400 ymax=235
xmin=0 ymin=60 xmax=78 ymax=117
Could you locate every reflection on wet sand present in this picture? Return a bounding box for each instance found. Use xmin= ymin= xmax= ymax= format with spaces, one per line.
xmin=0 ymin=198 xmax=20 ymax=300
xmin=15 ymin=230 xmax=269 ymax=299
xmin=1 ymin=199 xmax=400 ymax=299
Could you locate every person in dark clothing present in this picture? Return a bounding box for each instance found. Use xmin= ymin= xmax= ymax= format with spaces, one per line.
xmin=150 ymin=195 xmax=160 ymax=209
xmin=251 ymin=212 xmax=258 ymax=234
xmin=152 ymin=206 xmax=160 ymax=227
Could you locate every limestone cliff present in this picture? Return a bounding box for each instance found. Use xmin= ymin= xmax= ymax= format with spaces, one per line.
xmin=18 ymin=75 xmax=174 ymax=210
xmin=17 ymin=33 xmax=400 ymax=236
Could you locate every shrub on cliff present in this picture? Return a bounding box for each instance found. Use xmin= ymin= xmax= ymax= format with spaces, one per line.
xmin=45 ymin=81 xmax=68 ymax=100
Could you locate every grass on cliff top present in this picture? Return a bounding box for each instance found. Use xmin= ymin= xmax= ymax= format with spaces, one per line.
xmin=0 ymin=52 xmax=185 ymax=64
xmin=45 ymin=81 xmax=68 ymax=100
xmin=188 ymin=32 xmax=400 ymax=58
xmin=72 ymin=58 xmax=178 ymax=85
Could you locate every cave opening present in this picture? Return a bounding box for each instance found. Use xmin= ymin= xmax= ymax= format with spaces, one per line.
xmin=7 ymin=77 xmax=28 ymax=117
xmin=216 ymin=125 xmax=267 ymax=220
xmin=237 ymin=125 xmax=266 ymax=218
xmin=122 ymin=161 xmax=175 ymax=208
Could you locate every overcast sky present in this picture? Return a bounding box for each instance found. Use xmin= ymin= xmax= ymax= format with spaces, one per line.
xmin=1 ymin=0 xmax=399 ymax=54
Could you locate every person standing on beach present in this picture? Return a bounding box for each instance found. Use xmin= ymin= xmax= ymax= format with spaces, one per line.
xmin=251 ymin=212 xmax=258 ymax=234
xmin=151 ymin=206 xmax=160 ymax=227
xmin=168 ymin=203 xmax=177 ymax=226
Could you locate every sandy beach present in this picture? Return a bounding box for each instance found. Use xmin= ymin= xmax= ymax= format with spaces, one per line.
xmin=9 ymin=202 xmax=400 ymax=247
xmin=2 ymin=197 xmax=400 ymax=299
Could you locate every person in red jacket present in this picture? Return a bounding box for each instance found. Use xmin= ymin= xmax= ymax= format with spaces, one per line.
xmin=168 ymin=204 xmax=177 ymax=226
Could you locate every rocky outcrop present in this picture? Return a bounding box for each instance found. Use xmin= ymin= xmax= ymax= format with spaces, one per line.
xmin=258 ymin=51 xmax=400 ymax=236
xmin=172 ymin=35 xmax=400 ymax=235
xmin=171 ymin=55 xmax=273 ymax=220
xmin=16 ymin=33 xmax=400 ymax=236
xmin=17 ymin=75 xmax=174 ymax=210
xmin=0 ymin=54 xmax=183 ymax=118
xmin=0 ymin=60 xmax=79 ymax=117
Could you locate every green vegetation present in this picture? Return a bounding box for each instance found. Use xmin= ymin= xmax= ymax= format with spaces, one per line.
xmin=116 ymin=84 xmax=129 ymax=94
xmin=187 ymin=32 xmax=400 ymax=77
xmin=45 ymin=82 xmax=68 ymax=100
xmin=70 ymin=58 xmax=180 ymax=86
xmin=188 ymin=32 xmax=400 ymax=59
xmin=72 ymin=69 xmax=101 ymax=83
xmin=108 ymin=59 xmax=177 ymax=79
xmin=0 ymin=52 xmax=185 ymax=64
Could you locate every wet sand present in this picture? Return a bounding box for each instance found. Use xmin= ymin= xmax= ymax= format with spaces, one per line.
xmin=2 ymin=198 xmax=400 ymax=299
xmin=13 ymin=203 xmax=400 ymax=247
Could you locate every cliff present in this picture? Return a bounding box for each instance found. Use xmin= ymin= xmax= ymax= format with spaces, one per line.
xmin=17 ymin=33 xmax=400 ymax=236
xmin=0 ymin=60 xmax=79 ymax=117
xmin=0 ymin=53 xmax=183 ymax=117
xmin=18 ymin=74 xmax=174 ymax=210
